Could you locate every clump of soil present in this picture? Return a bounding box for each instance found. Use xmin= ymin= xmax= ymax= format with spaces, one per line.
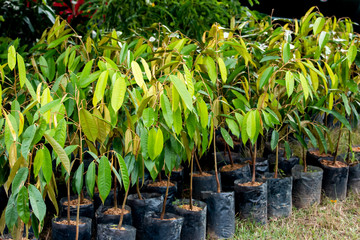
xmin=173 ymin=166 xmax=183 ymax=172
xmin=55 ymin=219 xmax=84 ymax=225
xmin=320 ymin=159 xmax=347 ymax=168
xmin=148 ymin=181 xmax=175 ymax=187
xmin=178 ymin=204 xmax=202 ymax=211
xmin=193 ymin=172 xmax=212 ymax=177
xmin=352 ymin=146 xmax=360 ymax=152
xmin=239 ymin=181 xmax=263 ymax=187
xmin=63 ymin=198 xmax=92 ymax=207
xmin=309 ymin=150 xmax=332 ymax=157
xmin=221 ymin=163 xmax=246 ymax=172
xmin=103 ymin=207 xmax=130 ymax=216
xmin=154 ymin=217 xmax=177 ymax=221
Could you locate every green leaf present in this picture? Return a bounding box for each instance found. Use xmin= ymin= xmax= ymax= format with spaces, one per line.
xmin=12 ymin=167 xmax=28 ymax=195
xmin=116 ymin=153 xmax=130 ymax=191
xmin=111 ymin=75 xmax=126 ymax=112
xmin=183 ymin=65 xmax=194 ymax=97
xmin=217 ymin=57 xmax=227 ymax=83
xmin=347 ymin=44 xmax=357 ymax=68
xmin=47 ymin=34 xmax=73 ymax=49
xmin=220 ymin=127 xmax=234 ymax=148
xmin=284 ymin=141 xmax=291 ymax=159
xmin=198 ymin=98 xmax=208 ymax=129
xmin=160 ymin=94 xmax=173 ymax=128
xmin=170 ymin=75 xmax=193 ymax=111
xmin=54 ymin=118 xmax=67 ymax=148
xmin=7 ymin=45 xmax=16 ymax=70
xmin=74 ymin=163 xmax=84 ymax=195
xmin=314 ymin=125 xmax=328 ymax=153
xmin=143 ymin=108 xmax=155 ymax=128
xmin=79 ymin=60 xmax=94 ymax=87
xmin=246 ymin=111 xmax=257 ymax=141
xmin=205 ymin=56 xmax=217 ymax=84
xmin=282 ymin=42 xmax=291 ymax=63
xmin=17 ymin=186 xmax=30 ymax=224
xmin=33 ymin=148 xmax=43 ymax=178
xmin=98 ymin=156 xmax=111 ymax=204
xmin=270 ymin=130 xmax=279 ymax=151
xmin=341 ymin=93 xmax=351 ymax=116
xmin=5 ymin=195 xmax=18 ymax=229
xmin=39 ymin=56 xmax=49 ymax=79
xmin=173 ymin=108 xmax=183 ymax=135
xmin=17 ymin=53 xmax=26 ymax=88
xmin=299 ymin=73 xmax=310 ymax=100
xmin=44 ymin=134 xmax=71 ymax=174
xmin=21 ymin=125 xmax=36 ymax=159
xmin=259 ymin=66 xmax=274 ymax=89
xmin=93 ymin=70 xmax=109 ymax=106
xmin=313 ymin=17 xmax=325 ymax=35
xmin=226 ymin=118 xmax=240 ymax=138
xmin=80 ymin=109 xmax=98 ymax=143
xmin=304 ymin=127 xmax=317 ymax=148
xmin=147 ymin=128 xmax=164 ymax=160
xmin=285 ymin=71 xmax=294 ymax=97
xmin=41 ymin=146 xmax=52 ymax=184
xmin=86 ymin=161 xmax=96 ymax=199
xmin=28 ymin=184 xmax=46 ymax=222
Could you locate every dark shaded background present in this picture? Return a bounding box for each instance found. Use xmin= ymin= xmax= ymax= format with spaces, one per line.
xmin=245 ymin=0 xmax=360 ymax=31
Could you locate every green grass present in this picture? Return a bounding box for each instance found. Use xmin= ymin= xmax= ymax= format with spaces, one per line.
xmin=232 ymin=192 xmax=360 ymax=239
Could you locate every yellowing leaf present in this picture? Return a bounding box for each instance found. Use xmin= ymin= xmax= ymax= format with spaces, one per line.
xmin=17 ymin=53 xmax=26 ymax=88
xmin=93 ymin=70 xmax=109 ymax=106
xmin=141 ymin=58 xmax=152 ymax=81
xmin=111 ymin=75 xmax=126 ymax=112
xmin=299 ymin=73 xmax=310 ymax=100
xmin=131 ymin=61 xmax=147 ymax=91
xmin=217 ymin=57 xmax=227 ymax=83
xmin=7 ymin=45 xmax=16 ymax=70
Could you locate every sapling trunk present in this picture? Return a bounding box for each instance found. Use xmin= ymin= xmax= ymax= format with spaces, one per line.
xmin=347 ymin=129 xmax=351 ymax=164
xmin=194 ymin=152 xmax=203 ymax=175
xmin=274 ymin=145 xmax=279 ymax=179
xmin=333 ymin=128 xmax=342 ymax=165
xmin=303 ymin=145 xmax=307 ymax=173
xmin=117 ymin=182 xmax=130 ymax=229
xmin=75 ymin=194 xmax=81 ymax=240
xmin=67 ymin=178 xmax=71 ymax=225
xmin=136 ymin=181 xmax=142 ymax=200
xmin=213 ymin=129 xmax=221 ymax=193
xmin=251 ymin=142 xmax=257 ymax=184
xmin=226 ymin=143 xmax=234 ymax=167
xmin=190 ymin=151 xmax=194 ymax=210
xmin=160 ymin=174 xmax=171 ymax=220
xmin=113 ymin=156 xmax=118 ymax=209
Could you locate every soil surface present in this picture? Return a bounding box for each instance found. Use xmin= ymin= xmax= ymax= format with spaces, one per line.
xmin=103 ymin=207 xmax=130 ymax=215
xmin=309 ymin=150 xmax=332 ymax=157
xmin=55 ymin=219 xmax=84 ymax=226
xmin=221 ymin=163 xmax=246 ymax=172
xmin=320 ymin=159 xmax=347 ymax=168
xmin=193 ymin=172 xmax=212 ymax=177
xmin=178 ymin=204 xmax=202 ymax=211
xmin=352 ymin=146 xmax=360 ymax=152
xmin=154 ymin=217 xmax=177 ymax=221
xmin=63 ymin=198 xmax=92 ymax=207
xmin=239 ymin=181 xmax=263 ymax=187
xmin=148 ymin=180 xmax=175 ymax=187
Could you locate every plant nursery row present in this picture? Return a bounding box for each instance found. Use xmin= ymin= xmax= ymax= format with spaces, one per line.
xmin=1 ymin=6 xmax=360 ymax=240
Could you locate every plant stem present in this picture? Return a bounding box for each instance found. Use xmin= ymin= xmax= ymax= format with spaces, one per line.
xmin=274 ymin=145 xmax=279 ymax=179
xmin=160 ymin=174 xmax=171 ymax=220
xmin=226 ymin=143 xmax=234 ymax=167
xmin=251 ymin=142 xmax=257 ymax=184
xmin=75 ymin=194 xmax=80 ymax=240
xmin=194 ymin=151 xmax=203 ymax=175
xmin=347 ymin=129 xmax=351 ymax=164
xmin=67 ymin=178 xmax=71 ymax=225
xmin=333 ymin=128 xmax=342 ymax=165
xmin=190 ymin=151 xmax=194 ymax=210
xmin=303 ymin=145 xmax=307 ymax=173
xmin=117 ymin=182 xmax=130 ymax=229
xmin=213 ymin=129 xmax=221 ymax=193
xmin=114 ymin=159 xmax=118 ymax=209
xmin=136 ymin=181 xmax=142 ymax=200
